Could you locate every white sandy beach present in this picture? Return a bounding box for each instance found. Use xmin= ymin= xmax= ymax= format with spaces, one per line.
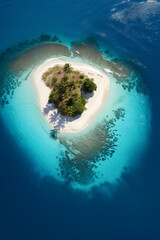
xmin=33 ymin=58 xmax=110 ymax=132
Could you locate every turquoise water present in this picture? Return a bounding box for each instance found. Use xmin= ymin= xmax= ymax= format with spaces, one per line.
xmin=1 ymin=0 xmax=159 ymax=239
xmin=0 ymin=42 xmax=151 ymax=191
xmin=1 ymin=71 xmax=64 ymax=180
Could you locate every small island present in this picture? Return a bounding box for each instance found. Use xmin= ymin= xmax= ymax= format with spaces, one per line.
xmin=33 ymin=58 xmax=110 ymax=132
xmin=42 ymin=63 xmax=97 ymax=117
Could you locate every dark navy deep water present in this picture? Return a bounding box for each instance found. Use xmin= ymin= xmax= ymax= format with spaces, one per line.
xmin=0 ymin=0 xmax=160 ymax=239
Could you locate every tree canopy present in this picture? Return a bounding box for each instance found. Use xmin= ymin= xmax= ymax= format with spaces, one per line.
xmin=42 ymin=63 xmax=97 ymax=117
xmin=83 ymin=78 xmax=97 ymax=93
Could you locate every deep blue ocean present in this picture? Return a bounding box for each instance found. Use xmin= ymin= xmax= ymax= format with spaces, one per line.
xmin=0 ymin=0 xmax=160 ymax=239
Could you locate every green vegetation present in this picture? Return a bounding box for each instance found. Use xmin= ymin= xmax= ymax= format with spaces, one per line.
xmin=63 ymin=63 xmax=71 ymax=73
xmin=42 ymin=63 xmax=97 ymax=117
xmin=83 ymin=78 xmax=97 ymax=93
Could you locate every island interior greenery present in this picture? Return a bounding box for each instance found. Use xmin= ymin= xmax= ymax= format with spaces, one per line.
xmin=42 ymin=63 xmax=97 ymax=117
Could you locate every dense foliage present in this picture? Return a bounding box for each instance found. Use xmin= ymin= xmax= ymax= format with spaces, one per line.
xmin=83 ymin=78 xmax=97 ymax=93
xmin=42 ymin=63 xmax=97 ymax=117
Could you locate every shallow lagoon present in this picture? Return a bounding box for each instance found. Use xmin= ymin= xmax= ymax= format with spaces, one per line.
xmin=0 ymin=39 xmax=151 ymax=191
xmin=1 ymin=0 xmax=160 ymax=239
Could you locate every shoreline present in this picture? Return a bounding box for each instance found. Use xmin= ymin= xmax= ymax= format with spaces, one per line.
xmin=33 ymin=58 xmax=110 ymax=133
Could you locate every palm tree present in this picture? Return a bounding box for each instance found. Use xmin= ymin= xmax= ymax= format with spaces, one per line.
xmin=63 ymin=63 xmax=71 ymax=73
xmin=62 ymin=75 xmax=68 ymax=81
xmin=58 ymin=81 xmax=68 ymax=93
xmin=66 ymin=106 xmax=75 ymax=117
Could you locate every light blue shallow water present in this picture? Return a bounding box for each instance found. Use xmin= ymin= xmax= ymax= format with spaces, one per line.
xmin=1 ymin=0 xmax=159 ymax=239
xmin=0 ymin=51 xmax=151 ymax=191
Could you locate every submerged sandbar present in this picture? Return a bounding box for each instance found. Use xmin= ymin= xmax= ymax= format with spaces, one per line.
xmin=33 ymin=58 xmax=110 ymax=132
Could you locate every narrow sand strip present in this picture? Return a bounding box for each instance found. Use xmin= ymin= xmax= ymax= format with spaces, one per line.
xmin=33 ymin=58 xmax=110 ymax=132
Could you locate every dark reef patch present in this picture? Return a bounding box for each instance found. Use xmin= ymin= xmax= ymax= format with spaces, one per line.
xmin=56 ymin=108 xmax=125 ymax=185
xmin=0 ymin=35 xmax=71 ymax=107
xmin=71 ymin=37 xmax=131 ymax=77
xmin=9 ymin=43 xmax=71 ymax=72
xmin=0 ymin=34 xmax=60 ymax=65
xmin=71 ymin=37 xmax=147 ymax=95
xmin=119 ymin=69 xmax=147 ymax=95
